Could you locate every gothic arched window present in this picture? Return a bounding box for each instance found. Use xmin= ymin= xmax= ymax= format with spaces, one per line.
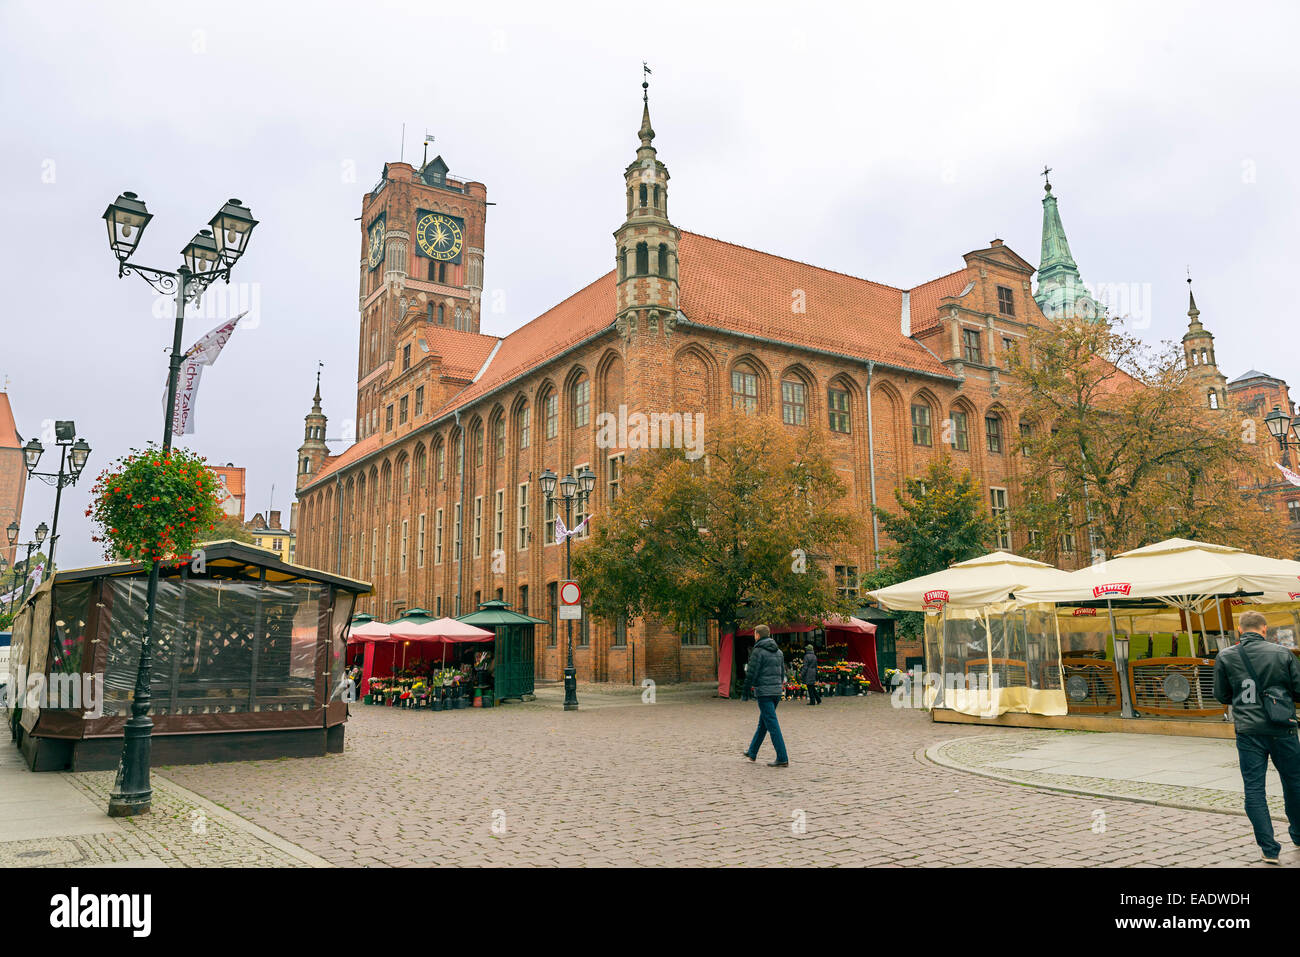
xmin=437 ymin=304 xmax=445 ymax=325
xmin=653 ymin=185 xmax=660 ymax=208
xmin=635 ymin=243 xmax=649 ymax=276
xmin=731 ymin=365 xmax=759 ymax=414
xmin=657 ymin=243 xmax=668 ymax=276
xmin=639 ymin=184 xmax=648 ymax=207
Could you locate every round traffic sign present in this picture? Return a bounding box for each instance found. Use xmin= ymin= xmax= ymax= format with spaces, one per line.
xmin=560 ymin=581 xmax=582 ymax=605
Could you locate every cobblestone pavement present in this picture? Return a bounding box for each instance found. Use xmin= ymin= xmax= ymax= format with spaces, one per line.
xmin=929 ymin=730 xmax=1283 ymax=818
xmin=159 ymin=687 xmax=1289 ymax=867
xmin=0 ymin=733 xmax=328 ymax=868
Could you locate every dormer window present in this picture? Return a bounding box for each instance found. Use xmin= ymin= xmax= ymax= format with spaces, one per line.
xmin=402 ymin=344 xmax=411 ymax=370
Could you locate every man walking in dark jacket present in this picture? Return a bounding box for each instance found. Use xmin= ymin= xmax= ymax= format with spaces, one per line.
xmin=1213 ymin=610 xmax=1300 ymax=863
xmin=802 ymin=643 xmax=821 ymax=705
xmin=742 ymin=625 xmax=789 ymax=767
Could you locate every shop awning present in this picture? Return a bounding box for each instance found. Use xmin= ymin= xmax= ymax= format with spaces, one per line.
xmin=389 ymin=617 xmax=495 ymax=642
xmin=347 ymin=619 xmax=393 ymax=643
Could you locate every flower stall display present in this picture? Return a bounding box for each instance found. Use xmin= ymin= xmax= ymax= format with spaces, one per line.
xmin=361 ymin=664 xmax=479 ymax=711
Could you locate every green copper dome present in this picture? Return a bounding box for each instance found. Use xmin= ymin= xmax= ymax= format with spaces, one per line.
xmin=1033 ymin=181 xmax=1105 ymax=322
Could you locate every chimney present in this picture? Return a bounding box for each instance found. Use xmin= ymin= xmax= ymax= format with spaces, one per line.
xmin=270 ymin=510 xmax=282 ymax=530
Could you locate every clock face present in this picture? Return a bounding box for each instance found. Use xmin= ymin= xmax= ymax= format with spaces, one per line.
xmin=416 ymin=212 xmax=464 ymax=262
xmin=367 ymin=220 xmax=385 ymax=269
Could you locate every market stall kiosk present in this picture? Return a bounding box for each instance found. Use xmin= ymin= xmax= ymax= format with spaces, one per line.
xmin=6 ymin=541 xmax=370 ymax=771
xmin=457 ymin=598 xmax=544 ymax=702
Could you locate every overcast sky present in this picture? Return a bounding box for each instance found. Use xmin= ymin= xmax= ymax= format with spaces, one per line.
xmin=2 ymin=0 xmax=1297 ymax=571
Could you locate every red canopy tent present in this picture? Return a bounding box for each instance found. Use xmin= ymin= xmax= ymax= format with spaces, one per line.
xmin=350 ymin=618 xmax=493 ymax=694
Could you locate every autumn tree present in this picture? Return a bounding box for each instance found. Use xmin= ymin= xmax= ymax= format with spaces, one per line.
xmin=1008 ymin=317 xmax=1292 ymax=561
xmin=570 ymin=407 xmax=863 ymax=646
xmin=867 ymin=458 xmax=997 ymax=639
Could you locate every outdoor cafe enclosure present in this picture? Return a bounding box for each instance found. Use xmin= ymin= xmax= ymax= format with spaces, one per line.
xmin=6 ymin=541 xmax=369 ymax=771
xmin=867 ymin=541 xmax=1300 ymax=735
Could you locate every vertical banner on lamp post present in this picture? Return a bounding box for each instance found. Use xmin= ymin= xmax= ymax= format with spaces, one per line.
xmin=1276 ymin=462 xmax=1300 ymax=488
xmin=165 ymin=311 xmax=246 ymax=436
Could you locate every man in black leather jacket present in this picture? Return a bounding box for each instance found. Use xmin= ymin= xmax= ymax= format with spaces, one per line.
xmin=1213 ymin=610 xmax=1300 ymax=863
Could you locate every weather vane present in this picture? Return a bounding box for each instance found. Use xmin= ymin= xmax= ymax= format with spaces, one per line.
xmin=1041 ymin=165 xmax=1052 ymax=190
xmin=642 ymin=60 xmax=652 ymax=97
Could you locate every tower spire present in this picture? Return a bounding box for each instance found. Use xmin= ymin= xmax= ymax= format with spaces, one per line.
xmin=638 ymin=61 xmax=655 ymax=152
xmin=1033 ymin=170 xmax=1103 ymax=322
xmin=1180 ymin=276 xmax=1226 ymax=409
xmin=298 ymin=363 xmax=330 ymax=490
xmin=615 ymin=68 xmax=679 ymax=341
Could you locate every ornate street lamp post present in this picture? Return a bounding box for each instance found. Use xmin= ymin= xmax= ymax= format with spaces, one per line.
xmin=539 ymin=466 xmax=597 ymax=711
xmin=1264 ymin=406 xmax=1300 ymax=465
xmin=22 ymin=425 xmax=91 ymax=570
xmin=6 ymin=520 xmax=48 ymax=614
xmin=100 ymin=190 xmax=258 ymax=817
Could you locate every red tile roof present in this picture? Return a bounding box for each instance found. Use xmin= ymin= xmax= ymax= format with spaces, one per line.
xmin=0 ymin=392 xmax=20 ymax=448
xmin=907 ymin=269 xmax=972 ymax=335
xmin=676 ymin=232 xmax=952 ymax=377
xmin=397 ymin=325 xmax=499 ymax=384
xmin=430 ymin=270 xmax=616 ymax=417
xmin=305 ymin=230 xmax=972 ymax=490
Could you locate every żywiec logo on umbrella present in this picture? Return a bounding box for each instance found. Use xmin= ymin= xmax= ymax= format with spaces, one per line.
xmin=1092 ymin=583 xmax=1132 ymax=598
xmin=922 ymin=589 xmax=950 ymax=606
xmin=1072 ymin=607 xmax=1098 ymax=617
xmin=1289 ymin=591 xmax=1300 ymax=601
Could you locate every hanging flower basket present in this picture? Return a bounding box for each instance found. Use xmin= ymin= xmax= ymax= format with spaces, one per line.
xmin=86 ymin=446 xmax=223 ymax=565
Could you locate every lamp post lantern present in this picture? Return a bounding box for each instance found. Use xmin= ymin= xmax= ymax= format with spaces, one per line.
xmin=23 ymin=421 xmax=91 ymax=571
xmin=539 ymin=466 xmax=596 ymax=711
xmin=7 ymin=521 xmax=49 ymax=614
xmin=101 ymin=190 xmax=258 ymax=817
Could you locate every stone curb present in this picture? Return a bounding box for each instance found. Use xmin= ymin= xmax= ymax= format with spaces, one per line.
xmin=149 ymin=772 xmax=335 ymax=867
xmin=921 ymin=735 xmax=1250 ymax=820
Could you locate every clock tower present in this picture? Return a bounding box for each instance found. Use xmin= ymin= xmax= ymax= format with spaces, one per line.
xmin=355 ymin=154 xmax=488 ymax=439
xmin=614 ymin=80 xmax=680 ymax=340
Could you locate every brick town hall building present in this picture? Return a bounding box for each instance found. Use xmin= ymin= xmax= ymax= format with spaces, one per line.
xmin=293 ymin=87 xmax=1280 ymax=684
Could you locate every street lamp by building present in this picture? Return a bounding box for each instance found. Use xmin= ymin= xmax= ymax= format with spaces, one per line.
xmin=101 ymin=190 xmax=258 ymax=817
xmin=22 ymin=423 xmax=91 ymax=570
xmin=1264 ymin=406 xmax=1300 ymax=463
xmin=5 ymin=520 xmax=49 ymax=615
xmin=538 ymin=465 xmax=596 ymax=711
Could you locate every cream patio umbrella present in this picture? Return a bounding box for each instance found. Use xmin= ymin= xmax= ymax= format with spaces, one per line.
xmin=866 ymin=552 xmax=1077 ymax=717
xmin=1014 ymin=538 xmax=1300 ymax=608
xmin=866 ymin=550 xmax=1075 ymax=611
